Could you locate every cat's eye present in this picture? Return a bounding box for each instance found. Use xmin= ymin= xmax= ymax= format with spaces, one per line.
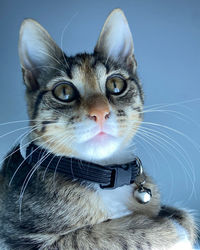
xmin=106 ymin=75 xmax=127 ymax=95
xmin=52 ymin=82 xmax=78 ymax=102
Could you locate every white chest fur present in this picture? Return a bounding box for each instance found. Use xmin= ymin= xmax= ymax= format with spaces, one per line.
xmin=97 ymin=185 xmax=134 ymax=219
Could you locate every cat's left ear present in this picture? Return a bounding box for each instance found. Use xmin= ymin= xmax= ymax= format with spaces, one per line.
xmin=18 ymin=19 xmax=63 ymax=90
xmin=95 ymin=9 xmax=136 ymax=71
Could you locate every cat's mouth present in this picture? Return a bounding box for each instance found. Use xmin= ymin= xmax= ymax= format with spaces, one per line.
xmin=85 ymin=132 xmax=120 ymax=151
xmin=86 ymin=129 xmax=118 ymax=142
xmin=90 ymin=132 xmax=113 ymax=142
xmin=97 ymin=132 xmax=106 ymax=136
xmin=77 ymin=131 xmax=120 ymax=160
xmin=77 ymin=129 xmax=118 ymax=146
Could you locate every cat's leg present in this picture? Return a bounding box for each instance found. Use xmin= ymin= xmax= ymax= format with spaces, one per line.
xmin=45 ymin=208 xmax=196 ymax=250
xmin=159 ymin=205 xmax=196 ymax=250
xmin=169 ymin=222 xmax=193 ymax=250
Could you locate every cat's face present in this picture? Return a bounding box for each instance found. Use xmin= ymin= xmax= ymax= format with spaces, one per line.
xmin=19 ymin=9 xmax=144 ymax=161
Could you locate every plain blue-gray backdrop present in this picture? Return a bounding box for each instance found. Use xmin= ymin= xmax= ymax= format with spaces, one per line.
xmin=0 ymin=0 xmax=200 ymax=238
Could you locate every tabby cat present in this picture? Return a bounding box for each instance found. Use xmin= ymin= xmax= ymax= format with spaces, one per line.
xmin=0 ymin=8 xmax=196 ymax=250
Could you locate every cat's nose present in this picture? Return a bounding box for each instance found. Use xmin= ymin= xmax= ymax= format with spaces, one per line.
xmin=89 ymin=107 xmax=110 ymax=128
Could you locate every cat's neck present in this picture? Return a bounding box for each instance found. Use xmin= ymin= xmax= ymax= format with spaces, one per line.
xmin=20 ymin=134 xmax=136 ymax=166
xmin=20 ymin=133 xmax=136 ymax=220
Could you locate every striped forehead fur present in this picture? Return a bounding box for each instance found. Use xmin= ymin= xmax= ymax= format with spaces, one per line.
xmin=30 ymin=52 xmax=143 ymax=99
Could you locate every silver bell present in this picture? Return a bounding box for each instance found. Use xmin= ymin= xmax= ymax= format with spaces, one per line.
xmin=134 ymin=186 xmax=152 ymax=204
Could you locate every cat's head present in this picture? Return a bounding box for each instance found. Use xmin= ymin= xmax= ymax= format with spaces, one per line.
xmin=18 ymin=9 xmax=144 ymax=162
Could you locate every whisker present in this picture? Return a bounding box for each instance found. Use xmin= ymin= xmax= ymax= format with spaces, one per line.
xmin=18 ymin=131 xmax=76 ymax=219
xmin=138 ymin=127 xmax=196 ymax=202
xmin=5 ymin=125 xmax=39 ymax=168
xmin=135 ymin=133 xmax=170 ymax=167
xmin=51 ymin=136 xmax=74 ymax=186
xmin=0 ymin=126 xmax=42 ymax=167
xmin=138 ymin=107 xmax=200 ymax=133
xmin=0 ymin=125 xmax=36 ymax=140
xmin=42 ymin=134 xmax=74 ymax=180
xmin=0 ymin=121 xmax=71 ymax=167
xmin=135 ymin=132 xmax=176 ymax=202
xmin=0 ymin=118 xmax=67 ymax=127
xmin=143 ymin=98 xmax=200 ymax=111
xmin=141 ymin=109 xmax=190 ymax=121
xmin=139 ymin=121 xmax=200 ymax=153
xmin=60 ymin=12 xmax=79 ymax=70
xmin=8 ymin=132 xmax=50 ymax=186
xmin=18 ymin=133 xmax=74 ymax=217
xmin=37 ymin=47 xmax=64 ymax=67
xmin=139 ymin=126 xmax=195 ymax=176
xmin=136 ymin=130 xmax=195 ymax=202
xmin=131 ymin=138 xmax=159 ymax=177
xmin=18 ymin=136 xmax=57 ymax=219
xmin=33 ymin=65 xmax=67 ymax=77
xmin=7 ymin=122 xmax=68 ymax=185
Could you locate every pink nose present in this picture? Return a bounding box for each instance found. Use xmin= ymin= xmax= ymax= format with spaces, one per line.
xmin=88 ymin=107 xmax=110 ymax=129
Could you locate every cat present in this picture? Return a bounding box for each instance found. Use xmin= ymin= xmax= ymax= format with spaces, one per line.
xmin=0 ymin=8 xmax=197 ymax=250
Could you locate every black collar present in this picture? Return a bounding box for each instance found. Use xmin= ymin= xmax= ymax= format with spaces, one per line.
xmin=25 ymin=143 xmax=142 ymax=189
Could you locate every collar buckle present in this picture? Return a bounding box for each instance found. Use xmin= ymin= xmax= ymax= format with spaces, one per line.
xmin=100 ymin=163 xmax=133 ymax=189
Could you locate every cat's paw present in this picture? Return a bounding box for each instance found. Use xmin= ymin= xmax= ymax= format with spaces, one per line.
xmin=169 ymin=221 xmax=193 ymax=250
xmin=159 ymin=205 xmax=197 ymax=245
xmin=169 ymin=240 xmax=193 ymax=250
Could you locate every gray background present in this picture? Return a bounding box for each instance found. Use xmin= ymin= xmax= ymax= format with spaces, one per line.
xmin=0 ymin=0 xmax=200 ymax=240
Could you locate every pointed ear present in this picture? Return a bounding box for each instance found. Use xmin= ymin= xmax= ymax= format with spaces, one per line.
xmin=94 ymin=9 xmax=136 ymax=70
xmin=18 ymin=19 xmax=63 ymax=90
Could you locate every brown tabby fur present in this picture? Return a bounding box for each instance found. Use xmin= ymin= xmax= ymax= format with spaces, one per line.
xmin=0 ymin=9 xmax=197 ymax=250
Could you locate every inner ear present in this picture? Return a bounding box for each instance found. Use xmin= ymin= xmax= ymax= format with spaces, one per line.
xmin=22 ymin=68 xmax=39 ymax=91
xmin=95 ymin=9 xmax=135 ymax=69
xmin=18 ymin=18 xmax=63 ymax=90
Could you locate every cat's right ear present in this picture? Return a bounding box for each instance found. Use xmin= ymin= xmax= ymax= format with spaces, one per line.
xmin=94 ymin=9 xmax=137 ymax=71
xmin=18 ymin=19 xmax=63 ymax=90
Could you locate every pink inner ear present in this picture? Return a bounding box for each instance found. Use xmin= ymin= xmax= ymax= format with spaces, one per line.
xmin=23 ymin=69 xmax=39 ymax=90
xmin=19 ymin=19 xmax=62 ymax=73
xmin=95 ymin=9 xmax=134 ymax=61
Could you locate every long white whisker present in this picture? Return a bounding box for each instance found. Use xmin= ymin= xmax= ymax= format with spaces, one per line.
xmin=42 ymin=134 xmax=74 ymax=180
xmin=1 ymin=121 xmax=71 ymax=169
xmin=33 ymin=65 xmax=67 ymax=76
xmin=1 ymin=126 xmax=42 ymax=167
xmin=140 ymin=107 xmax=200 ymax=132
xmin=51 ymin=135 xmax=75 ymax=185
xmin=139 ymin=126 xmax=195 ymax=181
xmin=18 ymin=131 xmax=76 ymax=219
xmin=138 ymin=129 xmax=195 ymax=200
xmin=18 ymin=133 xmax=74 ymax=217
xmin=37 ymin=48 xmax=63 ymax=67
xmin=143 ymin=98 xmax=200 ymax=111
xmin=135 ymin=133 xmax=176 ymax=203
xmin=4 ymin=125 xmax=39 ymax=168
xmin=132 ymin=138 xmax=159 ymax=177
xmin=18 ymin=136 xmax=58 ymax=219
xmin=0 ymin=118 xmax=66 ymax=127
xmin=7 ymin=121 xmax=68 ymax=185
xmin=8 ymin=132 xmax=50 ymax=186
xmin=0 ymin=125 xmax=35 ymax=140
xmin=60 ymin=12 xmax=79 ymax=69
xmin=140 ymin=121 xmax=200 ymax=153
xmin=136 ymin=130 xmax=195 ymax=203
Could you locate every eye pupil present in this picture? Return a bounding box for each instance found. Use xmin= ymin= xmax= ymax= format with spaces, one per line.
xmin=62 ymin=87 xmax=70 ymax=100
xmin=62 ymin=87 xmax=66 ymax=96
xmin=112 ymin=81 xmax=120 ymax=93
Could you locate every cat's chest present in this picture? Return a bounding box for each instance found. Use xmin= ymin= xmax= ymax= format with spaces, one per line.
xmin=97 ymin=185 xmax=134 ymax=219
